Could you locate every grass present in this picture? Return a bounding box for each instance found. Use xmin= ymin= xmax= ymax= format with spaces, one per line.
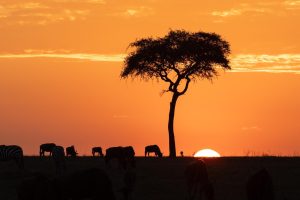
xmin=0 ymin=156 xmax=299 ymax=200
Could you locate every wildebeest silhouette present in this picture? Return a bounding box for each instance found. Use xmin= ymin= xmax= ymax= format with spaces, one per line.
xmin=17 ymin=168 xmax=115 ymax=200
xmin=185 ymin=159 xmax=214 ymax=200
xmin=66 ymin=145 xmax=78 ymax=157
xmin=40 ymin=143 xmax=56 ymax=157
xmin=0 ymin=145 xmax=24 ymax=169
xmin=92 ymin=147 xmax=104 ymax=157
xmin=52 ymin=146 xmax=66 ymax=175
xmin=105 ymin=146 xmax=135 ymax=169
xmin=145 ymin=145 xmax=162 ymax=157
xmin=246 ymin=168 xmax=274 ymax=200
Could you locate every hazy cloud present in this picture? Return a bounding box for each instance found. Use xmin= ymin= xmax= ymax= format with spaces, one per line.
xmin=211 ymin=3 xmax=275 ymax=18
xmin=1 ymin=51 xmax=300 ymax=74
xmin=283 ymin=0 xmax=300 ymax=9
xmin=211 ymin=8 xmax=269 ymax=18
xmin=9 ymin=2 xmax=48 ymax=9
xmin=231 ymin=54 xmax=300 ymax=74
xmin=0 ymin=2 xmax=48 ymax=19
xmin=283 ymin=0 xmax=300 ymax=6
xmin=53 ymin=0 xmax=105 ymax=3
xmin=113 ymin=114 xmax=129 ymax=119
xmin=0 ymin=1 xmax=101 ymax=26
xmin=23 ymin=49 xmax=71 ymax=53
xmin=211 ymin=9 xmax=242 ymax=17
xmin=0 ymin=52 xmax=125 ymax=62
xmin=111 ymin=6 xmax=154 ymax=17
xmin=242 ymin=126 xmax=261 ymax=131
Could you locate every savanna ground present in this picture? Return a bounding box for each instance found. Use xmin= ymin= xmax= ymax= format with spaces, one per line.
xmin=0 ymin=156 xmax=299 ymax=200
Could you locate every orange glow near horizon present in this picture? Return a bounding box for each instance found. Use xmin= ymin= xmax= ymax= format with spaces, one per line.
xmin=0 ymin=0 xmax=300 ymax=156
xmin=194 ymin=149 xmax=221 ymax=158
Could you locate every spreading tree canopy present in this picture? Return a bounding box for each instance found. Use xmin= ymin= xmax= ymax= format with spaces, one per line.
xmin=121 ymin=30 xmax=231 ymax=157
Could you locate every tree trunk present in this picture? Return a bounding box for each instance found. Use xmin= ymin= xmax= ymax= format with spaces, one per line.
xmin=168 ymin=93 xmax=179 ymax=157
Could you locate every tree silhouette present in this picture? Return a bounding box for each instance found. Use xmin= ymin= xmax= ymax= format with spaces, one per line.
xmin=121 ymin=30 xmax=231 ymax=157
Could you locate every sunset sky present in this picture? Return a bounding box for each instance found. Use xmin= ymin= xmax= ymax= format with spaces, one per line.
xmin=0 ymin=0 xmax=300 ymax=156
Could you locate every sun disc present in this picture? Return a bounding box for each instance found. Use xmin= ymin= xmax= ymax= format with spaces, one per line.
xmin=194 ymin=149 xmax=221 ymax=158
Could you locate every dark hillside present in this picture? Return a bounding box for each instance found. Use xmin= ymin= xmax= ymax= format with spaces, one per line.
xmin=0 ymin=157 xmax=299 ymax=200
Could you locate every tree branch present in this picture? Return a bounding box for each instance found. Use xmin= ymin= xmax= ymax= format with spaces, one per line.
xmin=159 ymin=70 xmax=171 ymax=82
xmin=182 ymin=61 xmax=198 ymax=77
xmin=178 ymin=77 xmax=191 ymax=95
xmin=159 ymin=70 xmax=175 ymax=92
xmin=170 ymin=63 xmax=180 ymax=75
xmin=168 ymin=82 xmax=174 ymax=92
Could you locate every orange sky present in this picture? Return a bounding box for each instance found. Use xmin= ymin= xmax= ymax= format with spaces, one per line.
xmin=0 ymin=0 xmax=300 ymax=156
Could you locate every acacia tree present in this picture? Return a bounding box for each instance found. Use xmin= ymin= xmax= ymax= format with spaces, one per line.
xmin=121 ymin=30 xmax=231 ymax=157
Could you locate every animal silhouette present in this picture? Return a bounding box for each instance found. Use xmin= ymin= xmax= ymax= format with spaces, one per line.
xmin=185 ymin=159 xmax=214 ymax=200
xmin=52 ymin=145 xmax=66 ymax=175
xmin=92 ymin=147 xmax=104 ymax=157
xmin=0 ymin=145 xmax=24 ymax=169
xmin=66 ymin=145 xmax=78 ymax=157
xmin=246 ymin=168 xmax=274 ymax=200
xmin=105 ymin=146 xmax=135 ymax=169
xmin=145 ymin=145 xmax=162 ymax=157
xmin=40 ymin=143 xmax=56 ymax=157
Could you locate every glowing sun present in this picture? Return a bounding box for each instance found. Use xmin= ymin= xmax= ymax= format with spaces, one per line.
xmin=194 ymin=149 xmax=221 ymax=158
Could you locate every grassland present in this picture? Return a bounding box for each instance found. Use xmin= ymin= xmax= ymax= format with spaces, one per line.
xmin=0 ymin=156 xmax=299 ymax=200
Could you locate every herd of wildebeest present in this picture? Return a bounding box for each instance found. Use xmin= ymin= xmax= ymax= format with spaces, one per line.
xmin=0 ymin=144 xmax=275 ymax=200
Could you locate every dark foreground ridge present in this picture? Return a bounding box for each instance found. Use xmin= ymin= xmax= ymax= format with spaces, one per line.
xmin=0 ymin=156 xmax=299 ymax=200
